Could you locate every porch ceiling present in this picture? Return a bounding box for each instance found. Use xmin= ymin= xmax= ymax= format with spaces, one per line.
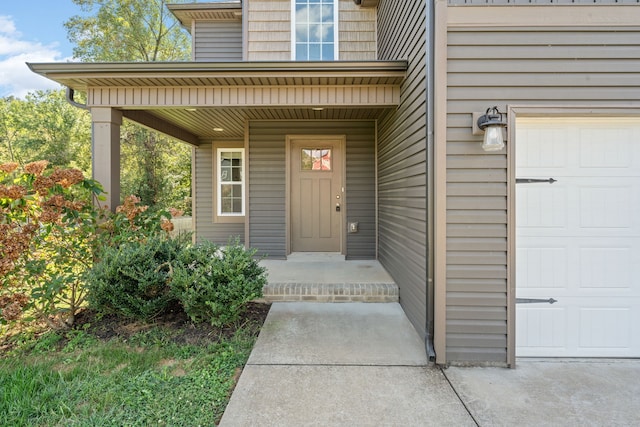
xmin=28 ymin=61 xmax=407 ymax=142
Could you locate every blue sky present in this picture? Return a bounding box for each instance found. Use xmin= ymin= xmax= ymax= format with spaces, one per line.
xmin=0 ymin=0 xmax=80 ymax=98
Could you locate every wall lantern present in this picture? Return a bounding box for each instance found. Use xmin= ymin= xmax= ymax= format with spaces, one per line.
xmin=476 ymin=106 xmax=507 ymax=152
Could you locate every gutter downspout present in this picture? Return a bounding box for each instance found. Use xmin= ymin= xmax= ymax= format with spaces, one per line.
xmin=66 ymin=87 xmax=88 ymax=110
xmin=425 ymin=0 xmax=436 ymax=361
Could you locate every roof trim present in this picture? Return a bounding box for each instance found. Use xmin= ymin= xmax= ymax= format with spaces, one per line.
xmin=28 ymin=61 xmax=407 ymax=75
xmin=28 ymin=61 xmax=408 ymax=91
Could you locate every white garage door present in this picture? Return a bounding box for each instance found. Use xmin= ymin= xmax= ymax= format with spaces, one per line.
xmin=516 ymin=117 xmax=640 ymax=357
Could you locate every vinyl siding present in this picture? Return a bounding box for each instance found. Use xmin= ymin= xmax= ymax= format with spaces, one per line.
xmin=246 ymin=0 xmax=376 ymax=61
xmin=247 ymin=0 xmax=290 ymax=60
xmin=376 ymin=0 xmax=428 ymax=340
xmin=249 ymin=120 xmax=376 ymax=260
xmin=448 ymin=0 xmax=639 ymax=4
xmin=339 ymin=0 xmax=377 ymax=60
xmin=194 ymin=142 xmax=245 ymax=244
xmin=443 ymin=6 xmax=640 ymax=363
xmin=193 ymin=21 xmax=242 ymax=61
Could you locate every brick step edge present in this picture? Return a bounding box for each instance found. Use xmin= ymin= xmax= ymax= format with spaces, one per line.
xmin=262 ymin=282 xmax=398 ymax=303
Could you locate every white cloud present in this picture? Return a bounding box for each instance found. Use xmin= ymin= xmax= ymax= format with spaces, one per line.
xmin=0 ymin=15 xmax=74 ymax=99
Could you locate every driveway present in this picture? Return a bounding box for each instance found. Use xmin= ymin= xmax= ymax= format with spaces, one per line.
xmin=445 ymin=359 xmax=640 ymax=427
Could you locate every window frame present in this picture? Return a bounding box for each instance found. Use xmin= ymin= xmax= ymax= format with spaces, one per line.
xmin=214 ymin=145 xmax=245 ymax=223
xmin=291 ymin=0 xmax=339 ymax=61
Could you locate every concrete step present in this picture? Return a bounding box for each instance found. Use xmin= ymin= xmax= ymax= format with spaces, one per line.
xmin=262 ymin=282 xmax=399 ymax=303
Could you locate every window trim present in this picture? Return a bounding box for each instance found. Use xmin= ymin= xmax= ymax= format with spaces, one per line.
xmin=213 ymin=143 xmax=245 ymax=223
xmin=291 ymin=0 xmax=339 ymax=61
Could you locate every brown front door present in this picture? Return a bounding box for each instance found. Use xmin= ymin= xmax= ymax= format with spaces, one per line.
xmin=290 ymin=138 xmax=343 ymax=252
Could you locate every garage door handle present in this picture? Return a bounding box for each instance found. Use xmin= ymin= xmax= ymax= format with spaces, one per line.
xmin=516 ymin=178 xmax=557 ymax=184
xmin=516 ymin=298 xmax=558 ymax=304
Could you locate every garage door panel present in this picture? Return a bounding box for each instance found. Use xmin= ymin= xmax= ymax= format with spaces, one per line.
xmin=516 ymin=117 xmax=640 ymax=357
xmin=579 ymin=186 xmax=633 ymax=228
xmin=578 ymin=128 xmax=634 ymax=169
xmin=517 ymin=186 xmax=567 ymax=229
xmin=579 ymin=247 xmax=632 ymax=289
xmin=517 ymin=307 xmax=566 ymax=352
xmin=579 ymin=307 xmax=632 ymax=351
xmin=516 ymin=246 xmax=567 ymax=289
xmin=516 ymin=127 xmax=569 ymax=169
xmin=518 ymin=238 xmax=639 ymax=295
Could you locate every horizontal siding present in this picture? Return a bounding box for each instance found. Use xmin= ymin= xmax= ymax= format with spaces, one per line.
xmin=249 ymin=120 xmax=376 ymax=260
xmin=448 ymin=0 xmax=640 ymax=4
xmin=444 ymin=8 xmax=640 ymax=364
xmin=194 ymin=142 xmax=245 ymax=244
xmin=376 ymin=0 xmax=428 ymax=341
xmin=194 ymin=21 xmax=242 ymax=61
xmin=339 ymin=0 xmax=377 ymax=60
xmin=246 ymin=0 xmax=377 ymax=61
xmin=247 ymin=0 xmax=290 ymax=60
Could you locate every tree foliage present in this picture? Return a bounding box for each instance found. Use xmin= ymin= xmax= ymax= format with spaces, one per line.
xmin=0 ymin=91 xmax=91 ymax=172
xmin=64 ymin=0 xmax=193 ymax=212
xmin=65 ymin=0 xmax=190 ymax=62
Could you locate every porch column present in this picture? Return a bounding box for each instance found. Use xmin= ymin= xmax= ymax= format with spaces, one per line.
xmin=91 ymin=107 xmax=122 ymax=211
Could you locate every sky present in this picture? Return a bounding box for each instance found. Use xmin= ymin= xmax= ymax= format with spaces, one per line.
xmin=0 ymin=1 xmax=80 ymax=98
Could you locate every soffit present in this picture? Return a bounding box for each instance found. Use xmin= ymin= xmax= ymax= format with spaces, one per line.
xmin=167 ymin=2 xmax=242 ymax=29
xmin=28 ymin=61 xmax=406 ymax=143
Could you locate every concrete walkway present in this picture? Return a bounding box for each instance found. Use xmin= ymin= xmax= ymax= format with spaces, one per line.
xmin=220 ymin=302 xmax=640 ymax=426
xmin=219 ymin=302 xmax=475 ymax=426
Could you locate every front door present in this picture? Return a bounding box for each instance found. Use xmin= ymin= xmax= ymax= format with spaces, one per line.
xmin=290 ymin=138 xmax=344 ymax=252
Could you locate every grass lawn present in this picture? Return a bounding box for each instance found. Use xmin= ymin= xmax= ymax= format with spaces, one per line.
xmin=0 ymin=302 xmax=270 ymax=427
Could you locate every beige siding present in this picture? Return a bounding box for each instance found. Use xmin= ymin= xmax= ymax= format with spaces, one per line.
xmin=246 ymin=0 xmax=376 ymax=61
xmin=441 ymin=5 xmax=640 ymax=364
xmin=193 ymin=21 xmax=242 ymax=61
xmin=247 ymin=0 xmax=291 ymax=60
xmin=339 ymin=0 xmax=376 ymax=60
xmin=376 ymin=0 xmax=428 ymax=342
xmin=194 ymin=142 xmax=245 ymax=244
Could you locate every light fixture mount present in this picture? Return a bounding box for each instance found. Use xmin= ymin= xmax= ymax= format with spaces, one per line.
xmin=477 ymin=106 xmax=507 ymax=152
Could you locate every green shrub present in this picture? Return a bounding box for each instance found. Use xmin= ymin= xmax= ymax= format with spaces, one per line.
xmin=86 ymin=233 xmax=186 ymax=320
xmin=171 ymin=240 xmax=266 ymax=326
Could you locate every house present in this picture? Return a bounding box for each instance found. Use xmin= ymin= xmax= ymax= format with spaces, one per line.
xmin=29 ymin=0 xmax=640 ymax=367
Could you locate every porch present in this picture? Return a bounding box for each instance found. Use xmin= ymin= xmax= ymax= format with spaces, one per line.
xmin=260 ymin=252 xmax=398 ymax=303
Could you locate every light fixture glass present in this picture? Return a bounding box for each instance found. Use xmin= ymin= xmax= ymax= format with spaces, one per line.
xmin=482 ymin=126 xmax=505 ymax=151
xmin=213 ymin=127 xmax=224 ymax=132
xmin=477 ymin=106 xmax=507 ymax=152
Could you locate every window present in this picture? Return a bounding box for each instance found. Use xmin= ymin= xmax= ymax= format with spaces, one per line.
xmin=216 ymin=148 xmax=244 ymax=217
xmin=292 ymin=0 xmax=338 ymax=61
xmin=301 ymin=148 xmax=332 ymax=171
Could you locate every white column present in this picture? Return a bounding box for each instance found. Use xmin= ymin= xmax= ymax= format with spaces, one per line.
xmin=91 ymin=107 xmax=122 ymax=211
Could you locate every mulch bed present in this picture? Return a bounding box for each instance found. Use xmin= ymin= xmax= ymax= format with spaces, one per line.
xmin=1 ymin=302 xmax=272 ymax=353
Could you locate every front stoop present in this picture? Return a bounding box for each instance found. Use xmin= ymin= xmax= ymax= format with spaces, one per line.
xmin=262 ymin=282 xmax=399 ymax=303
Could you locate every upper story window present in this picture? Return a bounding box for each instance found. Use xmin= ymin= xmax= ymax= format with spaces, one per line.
xmin=292 ymin=0 xmax=339 ymax=61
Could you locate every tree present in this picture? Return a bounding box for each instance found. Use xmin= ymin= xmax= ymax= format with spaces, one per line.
xmin=0 ymin=91 xmax=91 ymax=173
xmin=65 ymin=0 xmax=190 ymax=62
xmin=65 ymin=0 xmax=192 ymax=212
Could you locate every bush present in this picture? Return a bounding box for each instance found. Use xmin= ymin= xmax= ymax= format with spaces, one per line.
xmin=0 ymin=161 xmax=104 ymax=327
xmin=171 ymin=240 xmax=266 ymax=326
xmin=86 ymin=233 xmax=186 ymax=320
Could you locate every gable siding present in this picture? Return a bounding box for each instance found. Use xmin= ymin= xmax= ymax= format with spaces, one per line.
xmin=376 ymin=0 xmax=428 ymax=341
xmin=194 ymin=142 xmax=245 ymax=244
xmin=443 ymin=6 xmax=640 ymax=364
xmin=249 ymin=120 xmax=376 ymax=260
xmin=246 ymin=0 xmax=376 ymax=61
xmin=247 ymin=0 xmax=291 ymax=60
xmin=193 ymin=21 xmax=243 ymax=61
xmin=339 ymin=0 xmax=377 ymax=60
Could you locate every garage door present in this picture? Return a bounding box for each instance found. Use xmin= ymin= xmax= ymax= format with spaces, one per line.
xmin=516 ymin=117 xmax=640 ymax=357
